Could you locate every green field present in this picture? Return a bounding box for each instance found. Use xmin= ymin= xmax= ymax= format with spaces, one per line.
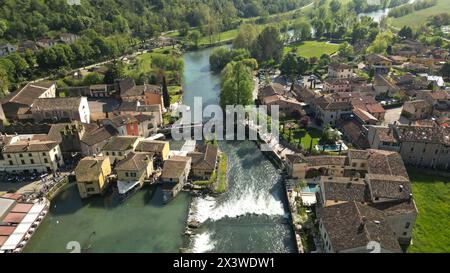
xmin=281 ymin=125 xmax=322 ymax=150
xmin=284 ymin=41 xmax=340 ymax=58
xmin=407 ymin=170 xmax=450 ymax=253
xmin=198 ymin=29 xmax=239 ymax=46
xmin=391 ymin=0 xmax=450 ymax=28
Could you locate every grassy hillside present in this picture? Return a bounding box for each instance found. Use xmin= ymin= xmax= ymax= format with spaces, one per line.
xmin=407 ymin=170 xmax=450 ymax=253
xmin=391 ymin=0 xmax=450 ymax=27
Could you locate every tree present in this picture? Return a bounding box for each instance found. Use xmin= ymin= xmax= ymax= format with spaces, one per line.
xmin=440 ymin=62 xmax=450 ymax=80
xmin=220 ymin=61 xmax=254 ymax=108
xmin=253 ymin=26 xmax=283 ymax=64
xmin=329 ymin=0 xmax=342 ymax=13
xmin=293 ymin=19 xmax=312 ymax=41
xmin=280 ymin=53 xmax=298 ymax=80
xmin=297 ymin=56 xmax=309 ymax=76
xmin=104 ymin=61 xmax=126 ymax=84
xmin=233 ymin=24 xmax=259 ymax=51
xmin=7 ymin=53 xmax=29 ymax=78
xmin=187 ymin=30 xmax=202 ymax=48
xmin=210 ymin=48 xmax=250 ymax=73
xmin=0 ymin=66 xmax=9 ymax=97
xmin=398 ymin=26 xmax=413 ymax=39
xmin=162 ymin=76 xmax=171 ymax=108
xmin=179 ymin=22 xmax=190 ymax=37
xmin=338 ymin=42 xmax=354 ymax=60
xmin=320 ymin=125 xmax=341 ymax=145
xmin=83 ymin=72 xmax=103 ymax=86
xmin=0 ymin=19 xmax=7 ymax=38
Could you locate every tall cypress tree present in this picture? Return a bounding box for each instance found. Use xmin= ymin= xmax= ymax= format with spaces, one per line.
xmin=162 ymin=76 xmax=170 ymax=109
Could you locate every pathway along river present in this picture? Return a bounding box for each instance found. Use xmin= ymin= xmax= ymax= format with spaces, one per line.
xmin=24 ymin=45 xmax=294 ymax=253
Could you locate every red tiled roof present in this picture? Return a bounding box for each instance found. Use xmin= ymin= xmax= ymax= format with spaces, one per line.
xmin=0 ymin=194 xmax=22 ymax=200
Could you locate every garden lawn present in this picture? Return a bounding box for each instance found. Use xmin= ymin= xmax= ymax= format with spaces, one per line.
xmin=407 ymin=170 xmax=450 ymax=253
xmin=282 ymin=126 xmax=322 ymax=150
xmin=391 ymin=0 xmax=450 ymax=28
xmin=284 ymin=41 xmax=340 ymax=58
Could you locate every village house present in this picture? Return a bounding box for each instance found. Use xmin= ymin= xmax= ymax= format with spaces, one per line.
xmin=373 ymin=74 xmax=400 ymax=97
xmin=36 ymin=38 xmax=57 ymax=49
xmin=258 ymin=83 xmax=293 ymax=102
xmin=75 ymin=156 xmax=111 ymax=198
xmin=118 ymin=101 xmax=163 ymax=126
xmin=17 ymin=41 xmax=38 ymax=53
xmin=341 ymin=119 xmax=370 ymax=148
xmin=416 ymin=90 xmax=450 ymax=117
xmin=31 ymin=97 xmax=90 ymax=124
xmin=288 ymin=149 xmax=418 ymax=249
xmin=401 ymin=100 xmax=433 ymax=120
xmin=135 ymin=140 xmax=170 ymax=161
xmin=58 ymin=33 xmax=79 ymax=44
xmin=0 ymin=134 xmax=64 ymax=174
xmin=160 ymin=156 xmax=191 ymax=203
xmin=317 ymin=201 xmax=402 ymax=253
xmin=323 ymin=78 xmax=352 ymax=93
xmin=350 ymin=96 xmax=386 ymax=121
xmin=365 ymin=54 xmax=392 ymax=74
xmin=80 ymin=124 xmax=118 ymax=157
xmin=117 ymin=78 xmax=164 ymax=110
xmin=367 ymin=124 xmax=450 ymax=169
xmin=89 ymin=84 xmax=115 ymax=98
xmin=0 ymin=44 xmax=17 ymax=57
xmin=46 ymin=122 xmax=84 ymax=161
xmin=115 ymin=152 xmax=154 ymax=195
xmin=0 ymin=82 xmax=56 ymax=120
xmin=262 ymin=94 xmax=305 ymax=118
xmin=327 ymin=63 xmax=353 ymax=79
xmin=101 ymin=113 xmax=157 ymax=137
xmin=101 ymin=136 xmax=141 ymax=164
xmin=187 ymin=144 xmax=218 ymax=180
xmin=314 ymin=96 xmax=352 ymax=126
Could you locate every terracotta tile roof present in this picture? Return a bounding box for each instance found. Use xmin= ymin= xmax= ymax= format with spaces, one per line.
xmin=0 ymin=226 xmax=16 ymax=236
xmin=31 ymin=97 xmax=83 ymax=111
xmin=115 ymin=152 xmax=153 ymax=171
xmin=1 ymin=81 xmax=55 ymax=106
xmin=75 ymin=156 xmax=109 ymax=182
xmin=367 ymin=173 xmax=411 ymax=200
xmin=318 ymin=202 xmax=401 ymax=253
xmin=161 ymin=156 xmax=191 ymax=179
xmin=187 ymin=144 xmax=218 ymax=171
xmin=367 ymin=149 xmax=409 ymax=178
xmin=306 ymin=155 xmax=347 ymax=166
xmin=81 ymin=124 xmax=118 ymax=146
xmin=3 ymin=140 xmax=59 ymax=153
xmin=321 ymin=176 xmax=368 ymax=203
xmin=286 ymin=153 xmax=307 ymax=164
xmin=135 ymin=140 xmax=168 ymax=153
xmin=11 ymin=203 xmax=33 ymax=213
xmin=2 ymin=212 xmax=26 ymax=223
xmin=102 ymin=136 xmax=139 ymax=151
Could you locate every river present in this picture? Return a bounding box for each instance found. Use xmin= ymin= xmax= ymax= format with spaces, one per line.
xmin=358 ymin=0 xmax=418 ymax=22
xmin=183 ymin=46 xmax=295 ymax=253
xmin=24 ymin=45 xmax=295 ymax=253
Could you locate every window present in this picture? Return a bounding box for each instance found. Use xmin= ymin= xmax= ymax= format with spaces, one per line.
xmin=119 ymin=152 xmax=122 ymax=156
xmin=28 ymin=153 xmax=32 ymax=157
xmin=9 ymin=160 xmax=13 ymax=165
xmin=125 ymin=172 xmax=129 ymax=177
xmin=44 ymin=158 xmax=48 ymax=163
xmin=19 ymin=154 xmax=23 ymax=158
xmin=7 ymin=154 xmax=11 ymax=158
xmin=30 ymin=159 xmax=34 ymax=164
xmin=112 ymin=152 xmax=116 ymax=156
xmin=360 ymin=163 xmax=366 ymax=168
xmin=106 ymin=152 xmax=109 ymax=155
xmin=87 ymin=188 xmax=96 ymax=192
xmin=403 ymin=232 xmax=407 ymax=236
xmin=42 ymin=152 xmax=46 ymax=156
xmin=21 ymin=160 xmax=25 ymax=164
xmin=405 ymin=222 xmax=410 ymax=229
xmin=352 ymin=163 xmax=357 ymax=167
xmin=410 ymin=147 xmax=414 ymax=152
xmin=131 ymin=173 xmax=137 ymax=177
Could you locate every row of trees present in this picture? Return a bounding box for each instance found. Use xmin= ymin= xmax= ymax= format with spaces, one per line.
xmin=0 ymin=0 xmax=310 ymax=43
xmin=388 ymin=0 xmax=437 ymax=18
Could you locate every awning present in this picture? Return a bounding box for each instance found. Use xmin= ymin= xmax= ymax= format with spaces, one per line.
xmin=1 ymin=202 xmax=46 ymax=251
xmin=117 ymin=180 xmax=141 ymax=195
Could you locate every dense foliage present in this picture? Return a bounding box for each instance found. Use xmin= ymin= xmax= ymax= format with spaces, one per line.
xmin=388 ymin=0 xmax=437 ymax=18
xmin=0 ymin=0 xmax=310 ymax=42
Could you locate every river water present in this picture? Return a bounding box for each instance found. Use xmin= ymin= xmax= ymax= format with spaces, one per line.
xmin=24 ymin=45 xmax=294 ymax=253
xmin=183 ymin=47 xmax=295 ymax=253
